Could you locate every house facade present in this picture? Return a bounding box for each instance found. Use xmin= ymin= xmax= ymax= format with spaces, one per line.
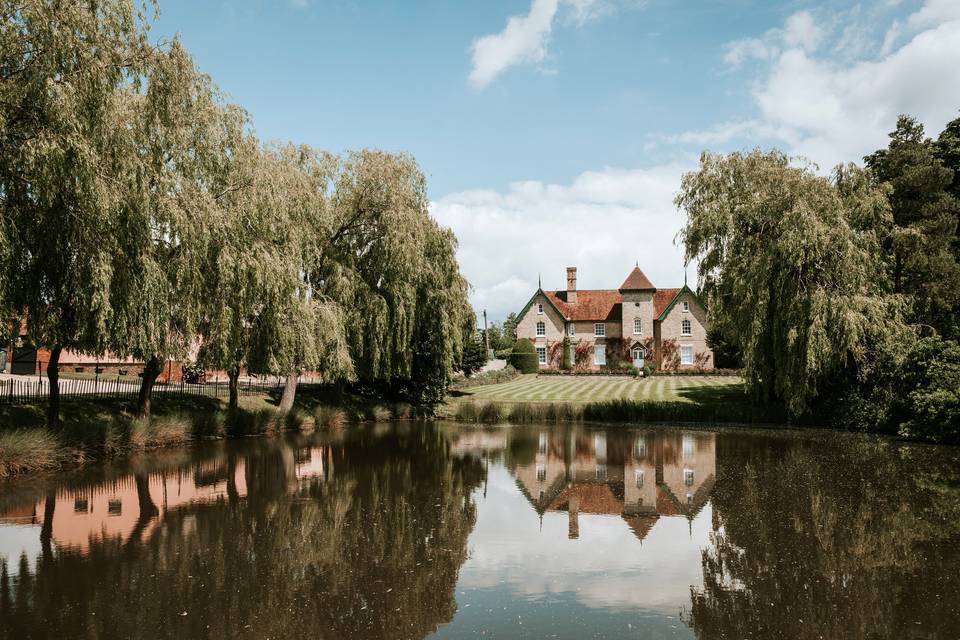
xmin=515 ymin=266 xmax=713 ymax=371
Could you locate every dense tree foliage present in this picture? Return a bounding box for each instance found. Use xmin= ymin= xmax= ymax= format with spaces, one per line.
xmin=0 ymin=1 xmax=472 ymax=420
xmin=864 ymin=115 xmax=960 ymax=338
xmin=677 ymin=150 xmax=906 ymax=418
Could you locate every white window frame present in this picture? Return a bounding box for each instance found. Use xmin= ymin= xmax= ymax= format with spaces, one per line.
xmin=682 ymin=300 xmax=690 ymax=313
xmin=681 ymin=319 xmax=692 ymax=336
xmin=536 ymin=346 xmax=547 ymax=364
xmin=684 ymin=469 xmax=695 ymax=486
xmin=635 ymin=469 xmax=644 ymax=488
xmin=680 ymin=345 xmax=693 ymax=366
xmin=633 ymin=317 xmax=642 ymax=335
xmin=536 ymin=463 xmax=546 ymax=482
xmin=594 ymin=345 xmax=606 ymax=366
xmin=594 ymin=323 xmax=605 ymax=337
xmin=536 ymin=321 xmax=546 ymax=337
xmin=537 ymin=303 xmax=544 ymax=315
xmin=567 ymin=323 xmax=575 ymax=336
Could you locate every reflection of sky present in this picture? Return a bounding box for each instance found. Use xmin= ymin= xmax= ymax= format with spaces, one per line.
xmin=434 ymin=465 xmax=710 ymax=637
xmin=0 ymin=524 xmax=45 ymax=579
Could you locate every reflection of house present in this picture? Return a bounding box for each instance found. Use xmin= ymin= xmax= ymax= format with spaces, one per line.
xmin=0 ymin=446 xmax=329 ymax=552
xmin=512 ymin=429 xmax=716 ymax=541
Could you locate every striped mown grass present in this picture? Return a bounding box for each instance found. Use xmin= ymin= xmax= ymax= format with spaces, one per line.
xmin=452 ymin=374 xmax=746 ymax=404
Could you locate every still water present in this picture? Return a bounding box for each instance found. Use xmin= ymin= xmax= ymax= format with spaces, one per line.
xmin=1 ymin=423 xmax=959 ymax=639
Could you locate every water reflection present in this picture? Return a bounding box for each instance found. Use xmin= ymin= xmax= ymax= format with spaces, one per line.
xmin=0 ymin=424 xmax=958 ymax=639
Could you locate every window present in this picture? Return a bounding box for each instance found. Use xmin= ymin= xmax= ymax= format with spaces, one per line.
xmin=537 ymin=303 xmax=544 ymax=314
xmin=681 ymin=319 xmax=692 ymax=336
xmin=635 ymin=469 xmax=644 ymax=488
xmin=633 ymin=317 xmax=642 ymax=334
xmin=536 ymin=321 xmax=546 ymax=337
xmin=536 ymin=463 xmax=546 ymax=482
xmin=596 ymin=463 xmax=607 ymax=481
xmin=538 ymin=432 xmax=548 ymax=454
xmin=536 ymin=346 xmax=547 ymax=364
xmin=680 ymin=345 xmax=693 ymax=365
xmin=683 ymin=435 xmax=695 ymax=460
xmin=682 ymin=300 xmax=690 ymax=313
xmin=635 ymin=437 xmax=646 ymax=459
xmin=594 ymin=345 xmax=606 ymax=366
xmin=567 ymin=323 xmax=575 ymax=336
xmin=684 ymin=469 xmax=695 ymax=486
xmin=594 ymin=323 xmax=605 ymax=337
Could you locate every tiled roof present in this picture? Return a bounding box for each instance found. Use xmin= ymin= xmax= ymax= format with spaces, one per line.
xmin=548 ymin=483 xmax=625 ymax=515
xmin=620 ymin=266 xmax=655 ymax=290
xmin=653 ymin=288 xmax=681 ymax=318
xmin=546 ymin=290 xmax=623 ymax=322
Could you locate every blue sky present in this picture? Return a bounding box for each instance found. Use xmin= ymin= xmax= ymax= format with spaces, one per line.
xmin=153 ymin=0 xmax=960 ymax=320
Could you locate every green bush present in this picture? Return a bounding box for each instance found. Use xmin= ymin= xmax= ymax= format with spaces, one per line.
xmin=509 ymin=339 xmax=539 ymax=374
xmin=494 ymin=348 xmax=513 ymax=359
xmin=897 ymin=336 xmax=960 ymax=442
xmin=643 ymin=362 xmax=656 ymax=377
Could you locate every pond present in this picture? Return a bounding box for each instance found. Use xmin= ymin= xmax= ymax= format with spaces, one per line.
xmin=1 ymin=423 xmax=959 ymax=639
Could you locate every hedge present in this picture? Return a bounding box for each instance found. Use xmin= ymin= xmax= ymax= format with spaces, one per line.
xmin=509 ymin=339 xmax=539 ymax=374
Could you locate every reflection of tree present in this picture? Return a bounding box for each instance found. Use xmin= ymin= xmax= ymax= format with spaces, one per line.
xmin=688 ymin=438 xmax=960 ymax=639
xmin=0 ymin=426 xmax=484 ymax=639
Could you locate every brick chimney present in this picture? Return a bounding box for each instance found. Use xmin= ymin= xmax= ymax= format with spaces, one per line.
xmin=566 ymin=267 xmax=577 ymax=304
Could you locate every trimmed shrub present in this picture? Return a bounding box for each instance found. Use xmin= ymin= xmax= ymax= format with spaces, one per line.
xmin=509 ymin=339 xmax=539 ymax=374
xmin=561 ymin=337 xmax=573 ymax=370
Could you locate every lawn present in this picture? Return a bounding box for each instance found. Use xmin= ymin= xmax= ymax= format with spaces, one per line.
xmin=451 ymin=374 xmax=746 ymax=404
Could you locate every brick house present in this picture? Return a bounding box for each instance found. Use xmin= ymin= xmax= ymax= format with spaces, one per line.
xmin=515 ymin=266 xmax=714 ymax=371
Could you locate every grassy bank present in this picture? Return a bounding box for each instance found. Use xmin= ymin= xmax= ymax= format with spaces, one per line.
xmin=450 ymin=397 xmax=784 ymax=426
xmin=446 ymin=374 xmax=785 ymax=426
xmin=0 ymin=386 xmax=421 ymax=478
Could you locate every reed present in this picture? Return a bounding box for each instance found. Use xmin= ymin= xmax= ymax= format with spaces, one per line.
xmin=0 ymin=429 xmax=64 ymax=477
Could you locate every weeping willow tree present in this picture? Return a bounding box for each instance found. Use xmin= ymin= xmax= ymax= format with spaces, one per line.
xmin=316 ymin=151 xmax=472 ymax=406
xmin=677 ymin=151 xmax=910 ymax=419
xmin=0 ymin=0 xmax=159 ymax=427
xmin=198 ymin=144 xmax=352 ymax=410
xmin=106 ymin=39 xmax=246 ymax=417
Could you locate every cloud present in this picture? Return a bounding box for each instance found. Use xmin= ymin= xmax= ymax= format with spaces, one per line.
xmin=683 ymin=2 xmax=960 ymax=171
xmin=469 ymin=0 xmax=560 ymax=90
xmin=723 ymin=10 xmax=820 ymax=68
xmin=468 ymin=0 xmax=632 ymax=89
xmin=431 ymin=163 xmax=693 ymax=321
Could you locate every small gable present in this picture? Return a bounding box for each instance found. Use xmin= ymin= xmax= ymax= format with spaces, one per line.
xmin=620 ymin=266 xmax=655 ymax=291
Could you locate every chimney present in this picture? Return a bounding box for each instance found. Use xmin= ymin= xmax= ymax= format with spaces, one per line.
xmin=566 ymin=267 xmax=577 ymax=304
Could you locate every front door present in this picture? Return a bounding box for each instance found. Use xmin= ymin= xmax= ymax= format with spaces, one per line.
xmin=632 ymin=347 xmax=644 ymax=369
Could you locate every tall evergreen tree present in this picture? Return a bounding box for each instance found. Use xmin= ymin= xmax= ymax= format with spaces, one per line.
xmin=865 ymin=115 xmax=960 ymax=338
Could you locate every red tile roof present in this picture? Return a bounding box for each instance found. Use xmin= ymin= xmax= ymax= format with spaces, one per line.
xmin=620 ymin=266 xmax=655 ymax=290
xmin=653 ymin=288 xmax=681 ymax=318
xmin=546 ymin=290 xmax=623 ymax=321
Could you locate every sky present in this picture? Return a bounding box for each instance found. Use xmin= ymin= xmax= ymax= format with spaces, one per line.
xmin=152 ymin=0 xmax=960 ymax=321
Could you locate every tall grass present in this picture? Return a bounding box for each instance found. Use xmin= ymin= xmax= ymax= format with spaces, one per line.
xmin=0 ymin=429 xmax=65 ymax=477
xmin=452 ymin=398 xmax=784 ymax=425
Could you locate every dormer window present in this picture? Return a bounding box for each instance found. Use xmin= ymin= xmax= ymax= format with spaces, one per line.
xmin=633 ymin=317 xmax=642 ymax=335
xmin=682 ymin=300 xmax=689 ymax=313
xmin=681 ymin=319 xmax=692 ymax=336
xmin=536 ymin=321 xmax=546 ymax=337
xmin=537 ymin=303 xmax=544 ymax=314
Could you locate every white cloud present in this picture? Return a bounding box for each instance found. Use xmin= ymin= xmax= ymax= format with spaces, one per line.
xmin=468 ymin=0 xmax=635 ymax=89
xmin=684 ymin=1 xmax=960 ymax=171
xmin=431 ymin=163 xmax=692 ymax=321
xmin=469 ymin=0 xmax=560 ymax=90
xmin=722 ymin=10 xmax=820 ymax=68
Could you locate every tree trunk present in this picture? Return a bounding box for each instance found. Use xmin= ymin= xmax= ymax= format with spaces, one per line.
xmin=46 ymin=346 xmax=62 ymax=430
xmin=137 ymin=356 xmax=164 ymax=419
xmin=278 ymin=369 xmax=298 ymax=413
xmin=227 ymin=366 xmax=240 ymax=410
xmin=40 ymin=489 xmax=56 ymax=562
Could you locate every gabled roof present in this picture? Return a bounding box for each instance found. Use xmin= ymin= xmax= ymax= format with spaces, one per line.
xmin=619 ymin=266 xmax=655 ymax=291
xmin=517 ymin=288 xmax=567 ymax=320
xmin=654 ymin=285 xmax=706 ymax=322
xmin=653 ymin=288 xmax=681 ymax=318
xmin=546 ymin=290 xmax=622 ymax=322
